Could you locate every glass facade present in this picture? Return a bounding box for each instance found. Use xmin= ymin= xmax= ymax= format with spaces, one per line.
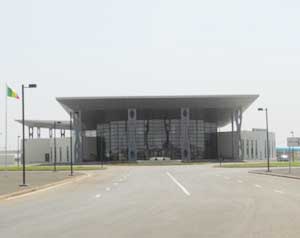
xmin=96 ymin=119 xmax=217 ymax=161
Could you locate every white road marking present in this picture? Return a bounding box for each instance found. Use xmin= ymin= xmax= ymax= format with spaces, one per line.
xmin=274 ymin=190 xmax=284 ymax=194
xmin=255 ymin=184 xmax=262 ymax=189
xmin=237 ymin=180 xmax=243 ymax=184
xmin=113 ymin=183 xmax=118 ymax=186
xmin=105 ymin=187 xmax=111 ymax=191
xmin=95 ymin=194 xmax=101 ymax=198
xmin=166 ymin=172 xmax=191 ymax=197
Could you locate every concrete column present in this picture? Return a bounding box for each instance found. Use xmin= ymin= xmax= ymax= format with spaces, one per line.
xmin=37 ymin=128 xmax=41 ymax=138
xmin=74 ymin=111 xmax=82 ymax=163
xmin=29 ymin=127 xmax=34 ymax=139
xmin=49 ymin=128 xmax=53 ymax=138
xmin=180 ymin=108 xmax=191 ymax=162
xmin=127 ymin=108 xmax=137 ymax=161
xmin=231 ymin=113 xmax=234 ymax=160
xmin=234 ymin=108 xmax=243 ymax=161
xmin=61 ymin=129 xmax=66 ymax=138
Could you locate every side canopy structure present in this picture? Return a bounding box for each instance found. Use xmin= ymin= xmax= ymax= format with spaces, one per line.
xmin=56 ymin=95 xmax=259 ymax=162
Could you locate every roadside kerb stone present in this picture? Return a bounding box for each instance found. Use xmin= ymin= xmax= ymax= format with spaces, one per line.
xmin=0 ymin=173 xmax=89 ymax=201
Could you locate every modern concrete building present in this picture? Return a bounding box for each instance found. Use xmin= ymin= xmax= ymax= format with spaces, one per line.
xmin=219 ymin=129 xmax=276 ymax=161
xmin=19 ymin=95 xmax=264 ymax=163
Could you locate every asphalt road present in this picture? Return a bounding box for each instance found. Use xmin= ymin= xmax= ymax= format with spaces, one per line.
xmin=1 ymin=164 xmax=300 ymax=238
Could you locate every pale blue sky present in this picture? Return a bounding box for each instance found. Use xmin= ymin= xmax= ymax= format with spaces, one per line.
xmin=1 ymin=0 xmax=300 ymax=148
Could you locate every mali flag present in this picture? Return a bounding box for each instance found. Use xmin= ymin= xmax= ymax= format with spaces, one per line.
xmin=7 ymin=86 xmax=20 ymax=99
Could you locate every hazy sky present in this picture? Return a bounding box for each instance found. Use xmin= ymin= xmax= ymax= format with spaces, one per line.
xmin=1 ymin=0 xmax=300 ymax=149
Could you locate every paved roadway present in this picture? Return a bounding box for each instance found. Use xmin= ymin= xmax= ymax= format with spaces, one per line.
xmin=1 ymin=164 xmax=300 ymax=238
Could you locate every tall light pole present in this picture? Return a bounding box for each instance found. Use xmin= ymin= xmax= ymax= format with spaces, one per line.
xmin=291 ymin=131 xmax=295 ymax=162
xmin=69 ymin=113 xmax=73 ymax=176
xmin=20 ymin=84 xmax=37 ymax=187
xmin=258 ymin=108 xmax=270 ymax=172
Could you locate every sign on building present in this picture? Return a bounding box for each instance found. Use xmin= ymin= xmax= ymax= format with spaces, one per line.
xmin=287 ymin=137 xmax=300 ymax=147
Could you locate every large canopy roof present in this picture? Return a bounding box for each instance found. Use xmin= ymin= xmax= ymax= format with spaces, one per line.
xmin=15 ymin=119 xmax=70 ymax=130
xmin=56 ymin=95 xmax=259 ymax=129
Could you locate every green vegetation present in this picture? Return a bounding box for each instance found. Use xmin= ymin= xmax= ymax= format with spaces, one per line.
xmin=0 ymin=165 xmax=106 ymax=171
xmin=110 ymin=161 xmax=208 ymax=166
xmin=220 ymin=161 xmax=300 ymax=168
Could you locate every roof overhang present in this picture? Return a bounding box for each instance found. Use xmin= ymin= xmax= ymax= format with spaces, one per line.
xmin=15 ymin=120 xmax=70 ymax=130
xmin=56 ymin=95 xmax=259 ymax=129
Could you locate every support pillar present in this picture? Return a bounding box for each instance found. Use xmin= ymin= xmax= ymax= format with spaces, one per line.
xmin=231 ymin=113 xmax=235 ymax=160
xmin=127 ymin=108 xmax=137 ymax=161
xmin=180 ymin=108 xmax=191 ymax=162
xmin=234 ymin=108 xmax=243 ymax=161
xmin=37 ymin=127 xmax=41 ymax=138
xmin=61 ymin=129 xmax=66 ymax=138
xmin=29 ymin=127 xmax=34 ymax=139
xmin=73 ymin=111 xmax=82 ymax=163
xmin=49 ymin=128 xmax=53 ymax=138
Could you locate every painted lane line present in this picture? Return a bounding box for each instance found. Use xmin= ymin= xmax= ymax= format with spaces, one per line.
xmin=237 ymin=180 xmax=243 ymax=184
xmin=274 ymin=190 xmax=284 ymax=194
xmin=95 ymin=194 xmax=102 ymax=198
xmin=105 ymin=187 xmax=111 ymax=191
xmin=254 ymin=184 xmax=262 ymax=189
xmin=166 ymin=172 xmax=191 ymax=197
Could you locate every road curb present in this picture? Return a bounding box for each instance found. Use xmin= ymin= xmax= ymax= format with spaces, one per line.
xmin=249 ymin=170 xmax=300 ymax=180
xmin=0 ymin=173 xmax=90 ymax=201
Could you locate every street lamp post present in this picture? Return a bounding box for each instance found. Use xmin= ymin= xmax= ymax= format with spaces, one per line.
xmin=69 ymin=112 xmax=74 ymax=176
xmin=20 ymin=84 xmax=37 ymax=187
xmin=289 ymin=131 xmax=295 ymax=174
xmin=291 ymin=131 xmax=295 ymax=163
xmin=258 ymin=108 xmax=271 ymax=172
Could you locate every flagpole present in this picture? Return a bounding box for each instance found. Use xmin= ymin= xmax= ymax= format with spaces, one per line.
xmin=5 ymin=83 xmax=8 ymax=172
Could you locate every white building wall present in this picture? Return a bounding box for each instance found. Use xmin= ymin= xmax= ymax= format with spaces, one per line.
xmin=24 ymin=138 xmax=71 ymax=164
xmin=241 ymin=130 xmax=276 ymax=161
xmin=219 ymin=129 xmax=276 ymax=161
xmin=24 ymin=136 xmax=96 ymax=164
xmin=25 ymin=138 xmax=51 ymax=164
xmin=49 ymin=138 xmax=71 ymax=164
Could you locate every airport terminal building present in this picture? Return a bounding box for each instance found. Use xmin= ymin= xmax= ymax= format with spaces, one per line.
xmin=19 ymin=95 xmax=275 ymax=164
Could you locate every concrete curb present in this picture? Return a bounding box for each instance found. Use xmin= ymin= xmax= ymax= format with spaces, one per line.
xmin=249 ymin=170 xmax=300 ymax=180
xmin=0 ymin=173 xmax=90 ymax=201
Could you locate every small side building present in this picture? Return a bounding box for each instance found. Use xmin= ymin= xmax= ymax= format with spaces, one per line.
xmin=218 ymin=129 xmax=276 ymax=161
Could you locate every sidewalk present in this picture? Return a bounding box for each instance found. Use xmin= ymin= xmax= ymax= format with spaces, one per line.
xmin=250 ymin=168 xmax=300 ymax=180
xmin=0 ymin=171 xmax=80 ymax=196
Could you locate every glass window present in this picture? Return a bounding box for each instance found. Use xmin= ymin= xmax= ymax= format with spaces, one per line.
xmin=251 ymin=140 xmax=254 ymax=159
xmin=264 ymin=140 xmax=267 ymax=159
xmin=255 ymin=140 xmax=258 ymax=158
xmin=96 ymin=116 xmax=217 ymax=161
xmin=66 ymin=146 xmax=69 ymax=162
xmin=59 ymin=147 xmax=62 ymax=162
xmin=246 ymin=140 xmax=249 ymax=158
